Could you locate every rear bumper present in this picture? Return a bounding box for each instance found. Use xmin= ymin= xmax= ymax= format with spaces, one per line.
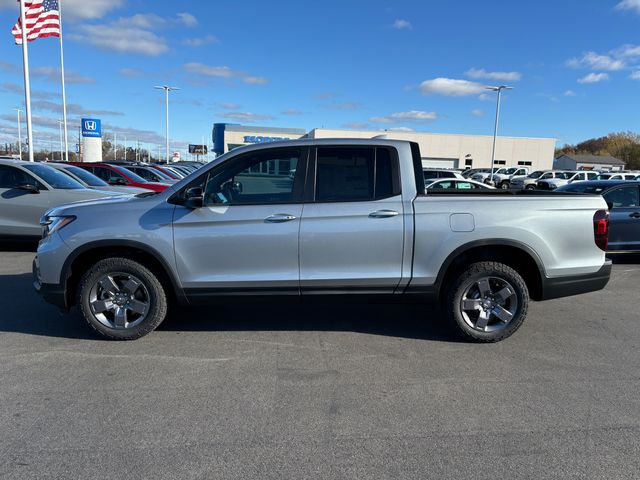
xmin=540 ymin=260 xmax=612 ymax=300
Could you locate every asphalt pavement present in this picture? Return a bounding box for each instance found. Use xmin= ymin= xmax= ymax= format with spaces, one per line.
xmin=0 ymin=247 xmax=639 ymax=480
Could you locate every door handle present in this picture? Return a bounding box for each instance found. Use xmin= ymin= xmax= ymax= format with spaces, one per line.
xmin=265 ymin=214 xmax=297 ymax=223
xmin=629 ymin=212 xmax=640 ymax=219
xmin=369 ymin=210 xmax=399 ymax=218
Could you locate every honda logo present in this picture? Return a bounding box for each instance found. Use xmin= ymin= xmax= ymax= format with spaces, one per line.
xmin=84 ymin=121 xmax=97 ymax=131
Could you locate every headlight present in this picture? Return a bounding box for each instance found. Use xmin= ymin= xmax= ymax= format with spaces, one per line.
xmin=40 ymin=215 xmax=76 ymax=238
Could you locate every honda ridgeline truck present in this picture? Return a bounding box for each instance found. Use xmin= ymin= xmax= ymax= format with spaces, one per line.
xmin=34 ymin=139 xmax=612 ymax=342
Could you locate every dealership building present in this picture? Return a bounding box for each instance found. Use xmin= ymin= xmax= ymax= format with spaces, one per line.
xmin=212 ymin=123 xmax=556 ymax=170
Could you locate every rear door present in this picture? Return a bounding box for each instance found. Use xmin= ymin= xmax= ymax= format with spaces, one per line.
xmin=0 ymin=165 xmax=49 ymax=237
xmin=604 ymin=185 xmax=640 ymax=251
xmin=298 ymin=146 xmax=405 ymax=293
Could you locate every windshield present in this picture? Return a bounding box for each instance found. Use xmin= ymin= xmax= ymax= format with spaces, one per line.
xmin=23 ymin=164 xmax=84 ymax=189
xmin=527 ymin=171 xmax=543 ymax=179
xmin=114 ymin=166 xmax=148 ymax=183
xmin=504 ymin=168 xmax=518 ymax=174
xmin=62 ymin=165 xmax=108 ymax=186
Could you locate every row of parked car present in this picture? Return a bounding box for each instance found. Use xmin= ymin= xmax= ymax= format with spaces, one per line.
xmin=0 ymin=158 xmax=205 ymax=239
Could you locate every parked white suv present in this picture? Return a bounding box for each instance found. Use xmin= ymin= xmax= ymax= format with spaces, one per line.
xmin=490 ymin=167 xmax=530 ymax=189
xmin=537 ymin=171 xmax=598 ymax=190
xmin=511 ymin=170 xmax=564 ymax=190
xmin=471 ymin=167 xmax=509 ymax=183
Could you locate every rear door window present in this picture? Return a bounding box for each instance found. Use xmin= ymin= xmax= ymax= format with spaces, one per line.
xmin=314 ymin=146 xmax=400 ymax=202
xmin=0 ymin=165 xmax=42 ymax=189
xmin=604 ymin=186 xmax=640 ymax=208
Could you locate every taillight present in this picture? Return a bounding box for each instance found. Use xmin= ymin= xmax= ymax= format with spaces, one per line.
xmin=593 ymin=209 xmax=609 ymax=252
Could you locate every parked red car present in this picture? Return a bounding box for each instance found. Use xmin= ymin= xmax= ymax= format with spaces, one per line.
xmin=68 ymin=163 xmax=171 ymax=192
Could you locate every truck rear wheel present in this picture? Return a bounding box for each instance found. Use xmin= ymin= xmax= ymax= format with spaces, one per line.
xmin=445 ymin=261 xmax=529 ymax=342
xmin=78 ymin=257 xmax=168 ymax=340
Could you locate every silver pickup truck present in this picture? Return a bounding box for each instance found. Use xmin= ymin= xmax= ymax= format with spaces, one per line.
xmin=34 ymin=139 xmax=612 ymax=342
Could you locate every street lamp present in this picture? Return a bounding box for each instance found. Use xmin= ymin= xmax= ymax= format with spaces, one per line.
xmin=57 ymin=119 xmax=64 ymax=162
xmin=13 ymin=108 xmax=23 ymax=160
xmin=154 ymin=85 xmax=179 ymax=164
xmin=486 ymin=85 xmax=513 ymax=186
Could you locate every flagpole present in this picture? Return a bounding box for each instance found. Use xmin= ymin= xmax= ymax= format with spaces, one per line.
xmin=58 ymin=0 xmax=69 ymax=161
xmin=19 ymin=0 xmax=34 ymax=162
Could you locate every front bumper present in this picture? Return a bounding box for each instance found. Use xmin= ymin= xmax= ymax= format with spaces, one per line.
xmin=33 ymin=257 xmax=68 ymax=310
xmin=540 ymin=260 xmax=612 ymax=300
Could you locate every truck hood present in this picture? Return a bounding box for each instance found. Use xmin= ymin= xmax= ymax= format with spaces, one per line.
xmin=45 ymin=191 xmax=160 ymax=217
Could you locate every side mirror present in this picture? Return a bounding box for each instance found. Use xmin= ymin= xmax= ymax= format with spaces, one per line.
xmin=17 ymin=183 xmax=40 ymax=194
xmin=184 ymin=187 xmax=203 ymax=209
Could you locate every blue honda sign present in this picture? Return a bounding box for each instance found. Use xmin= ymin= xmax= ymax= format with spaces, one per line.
xmin=81 ymin=118 xmax=101 ymax=138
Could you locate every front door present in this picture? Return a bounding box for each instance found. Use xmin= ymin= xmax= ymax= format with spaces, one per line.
xmin=299 ymin=146 xmax=405 ymax=294
xmin=173 ymin=147 xmax=307 ymax=294
xmin=604 ymin=185 xmax=640 ymax=252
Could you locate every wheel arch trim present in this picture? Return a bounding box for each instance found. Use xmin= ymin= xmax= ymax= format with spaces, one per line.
xmin=432 ymin=239 xmax=546 ymax=297
xmin=60 ymin=239 xmax=186 ymax=305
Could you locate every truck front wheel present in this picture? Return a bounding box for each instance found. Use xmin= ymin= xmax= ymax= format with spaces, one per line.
xmin=78 ymin=257 xmax=168 ymax=340
xmin=445 ymin=261 xmax=529 ymax=342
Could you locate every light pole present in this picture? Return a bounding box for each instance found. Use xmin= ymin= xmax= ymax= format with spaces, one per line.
xmin=13 ymin=108 xmax=23 ymax=160
xmin=114 ymin=131 xmax=117 ymax=161
xmin=57 ymin=119 xmax=64 ymax=161
xmin=486 ymin=85 xmax=512 ymax=186
xmin=124 ymin=136 xmax=127 ymax=162
xmin=154 ymin=85 xmax=179 ymax=164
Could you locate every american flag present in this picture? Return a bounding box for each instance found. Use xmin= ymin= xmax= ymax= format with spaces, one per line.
xmin=12 ymin=0 xmax=60 ymax=44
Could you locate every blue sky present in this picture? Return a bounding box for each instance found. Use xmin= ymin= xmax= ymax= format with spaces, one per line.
xmin=0 ymin=0 xmax=639 ymax=154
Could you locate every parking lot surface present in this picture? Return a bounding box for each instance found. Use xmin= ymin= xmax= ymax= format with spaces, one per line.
xmin=1 ymin=248 xmax=639 ymax=479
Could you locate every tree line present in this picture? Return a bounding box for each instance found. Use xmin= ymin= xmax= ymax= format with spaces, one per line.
xmin=556 ymin=132 xmax=640 ymax=170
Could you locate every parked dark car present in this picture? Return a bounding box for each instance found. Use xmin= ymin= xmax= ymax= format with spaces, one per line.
xmin=123 ymin=165 xmax=178 ymax=184
xmin=557 ymin=180 xmax=640 ymax=253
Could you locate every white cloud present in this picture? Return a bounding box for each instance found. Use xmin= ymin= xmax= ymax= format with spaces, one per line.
xmin=221 ymin=112 xmax=274 ymax=122
xmin=419 ymin=78 xmax=486 ymax=96
xmin=31 ymin=100 xmax=124 ymax=117
xmin=184 ymin=63 xmax=268 ymax=85
xmin=118 ymin=68 xmax=143 ymax=78
xmin=387 ymin=127 xmax=415 ymax=132
xmin=322 ymin=102 xmax=362 ymax=110
xmin=630 ymin=71 xmax=640 ymax=80
xmin=564 ymin=90 xmax=577 ymax=96
xmin=613 ymin=44 xmax=640 ymax=58
xmin=471 ymin=109 xmax=484 ymax=117
xmin=32 ymin=67 xmax=95 ymax=84
xmin=465 ymin=68 xmax=522 ymax=82
xmin=370 ymin=110 xmax=438 ymax=124
xmin=182 ymin=35 xmax=219 ymax=47
xmin=217 ymin=102 xmax=241 ymax=110
xmin=567 ymin=52 xmax=625 ymax=71
xmin=392 ymin=19 xmax=412 ymax=30
xmin=70 ymin=15 xmax=169 ymax=56
xmin=0 ymin=0 xmax=124 ymax=21
xmin=177 ymin=12 xmax=198 ymax=27
xmin=478 ymin=93 xmax=492 ymax=101
xmin=577 ymin=73 xmax=609 ymax=84
xmin=615 ymin=0 xmax=640 ymax=14
xmin=282 ymin=108 xmax=304 ymax=116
